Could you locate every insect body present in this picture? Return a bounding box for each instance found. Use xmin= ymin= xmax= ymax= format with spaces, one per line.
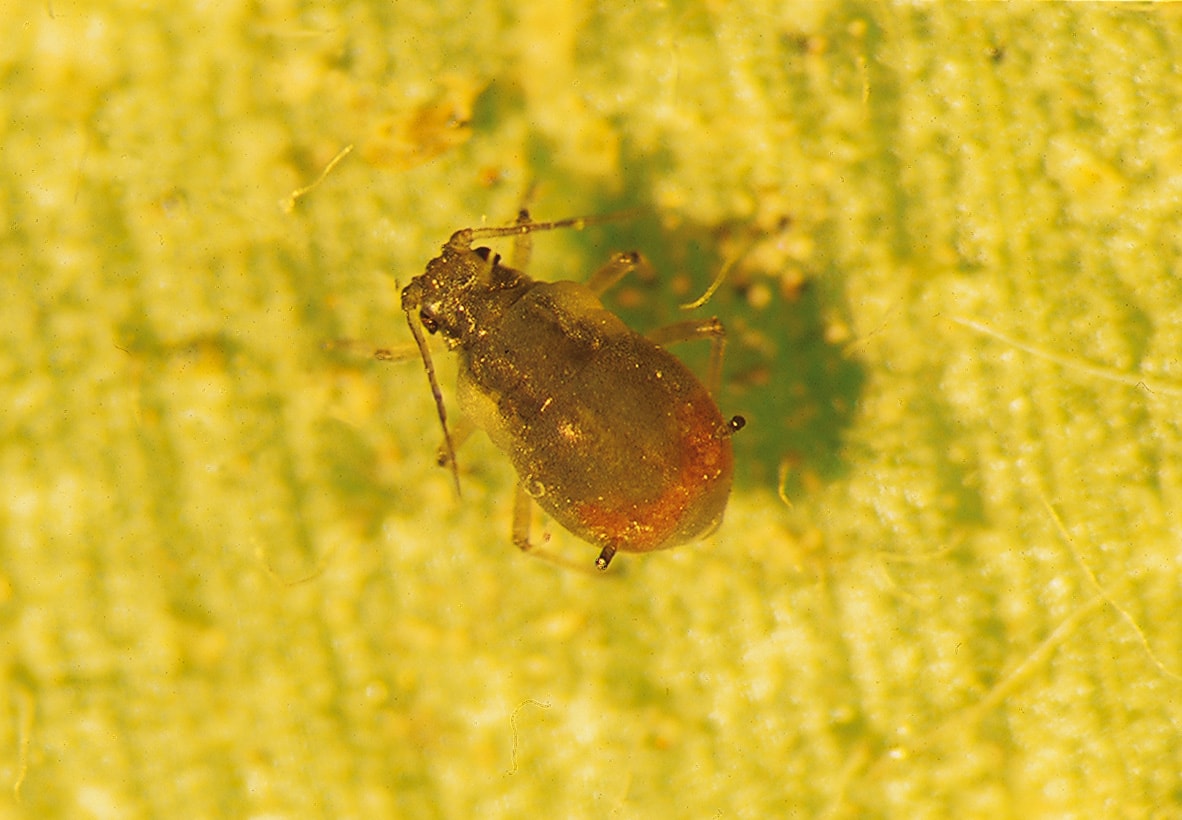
xmin=401 ymin=215 xmax=743 ymax=570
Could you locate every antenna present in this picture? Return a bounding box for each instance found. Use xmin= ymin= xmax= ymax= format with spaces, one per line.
xmin=403 ymin=305 xmax=462 ymax=497
xmin=465 ymin=209 xmax=641 ymax=242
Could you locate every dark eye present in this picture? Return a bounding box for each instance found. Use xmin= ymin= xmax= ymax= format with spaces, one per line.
xmin=420 ymin=309 xmax=439 ymax=333
xmin=474 ymin=246 xmax=492 ymax=261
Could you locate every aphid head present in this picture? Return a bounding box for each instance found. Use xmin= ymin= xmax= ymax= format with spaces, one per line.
xmin=401 ymin=234 xmax=500 ymax=343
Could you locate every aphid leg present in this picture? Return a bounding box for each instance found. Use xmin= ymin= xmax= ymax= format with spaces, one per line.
xmin=510 ymin=207 xmax=534 ymax=271
xmin=646 ymin=318 xmax=728 ymax=396
xmin=512 ymin=484 xmax=612 ymax=575
xmin=324 ymin=339 xmax=471 ymax=479
xmin=511 ymin=483 xmax=535 ymax=553
xmin=322 ymin=339 xmax=420 ymax=362
xmin=373 ymin=344 xmax=422 ymax=362
xmin=436 ymin=417 xmax=474 ymax=468
xmin=585 ymin=251 xmax=656 ymax=297
xmin=646 ymin=318 xmax=746 ymax=438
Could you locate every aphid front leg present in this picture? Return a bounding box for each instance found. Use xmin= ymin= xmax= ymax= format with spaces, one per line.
xmin=373 ymin=344 xmax=422 ymax=363
xmin=322 ymin=338 xmax=421 ymax=363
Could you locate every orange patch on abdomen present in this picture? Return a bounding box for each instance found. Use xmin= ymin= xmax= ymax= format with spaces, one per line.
xmin=574 ymin=399 xmax=733 ymax=553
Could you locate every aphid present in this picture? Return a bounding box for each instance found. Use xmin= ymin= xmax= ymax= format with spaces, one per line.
xmin=400 ymin=211 xmax=745 ymax=570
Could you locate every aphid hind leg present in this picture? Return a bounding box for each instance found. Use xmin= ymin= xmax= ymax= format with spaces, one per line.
xmin=512 ymin=484 xmax=611 ymax=575
xmin=646 ymin=318 xmax=746 ymax=438
xmin=586 ymin=249 xmax=741 ymax=430
xmin=646 ymin=317 xmax=727 ymax=397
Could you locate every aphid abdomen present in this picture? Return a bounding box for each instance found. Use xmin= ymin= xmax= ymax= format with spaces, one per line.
xmin=456 ymin=280 xmax=733 ymax=555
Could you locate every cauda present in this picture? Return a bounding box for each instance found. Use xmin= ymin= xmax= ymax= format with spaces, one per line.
xmin=398 ymin=209 xmax=745 ymax=570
